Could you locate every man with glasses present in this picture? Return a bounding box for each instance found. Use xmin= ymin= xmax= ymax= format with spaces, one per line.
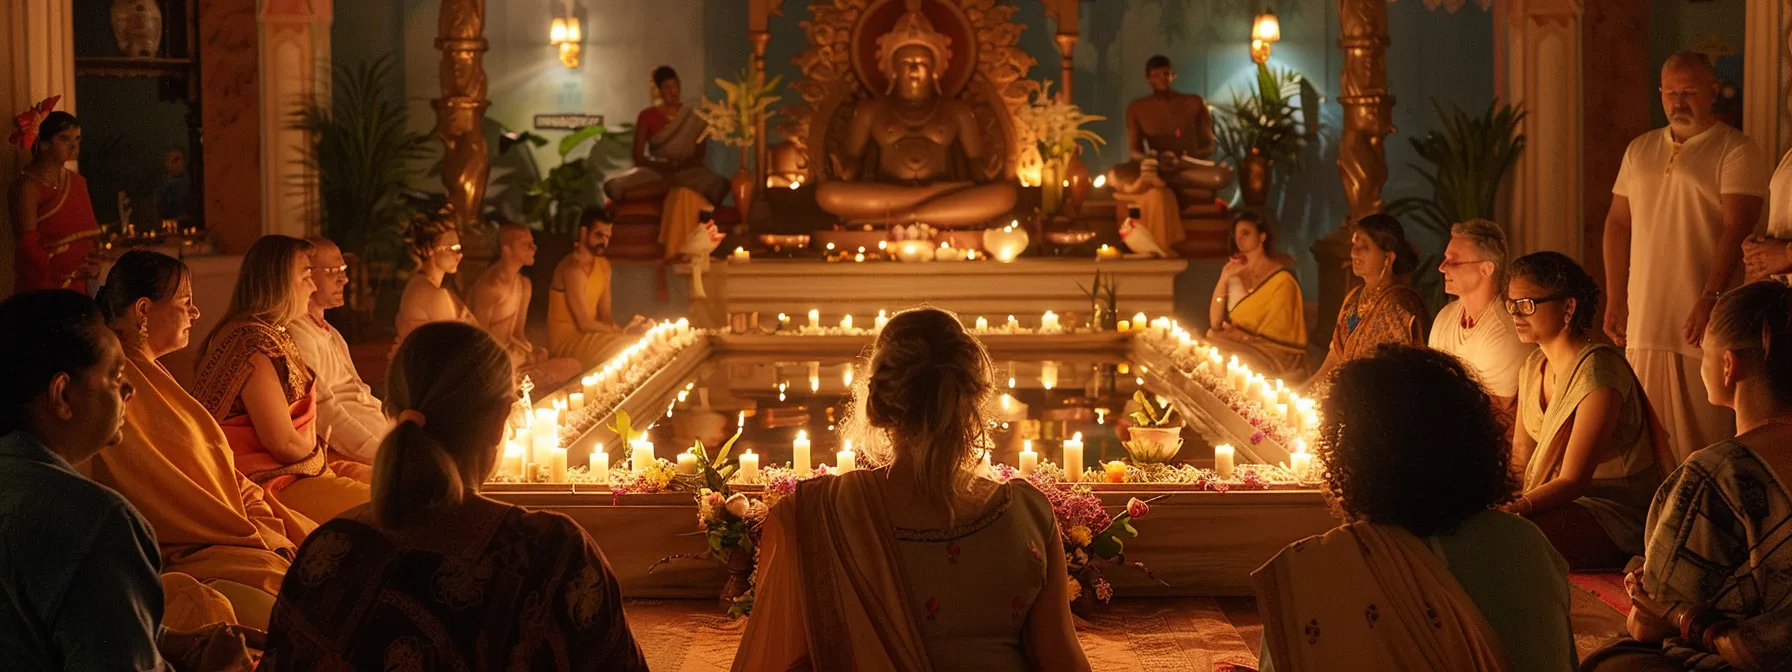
xmin=286 ymin=237 xmax=391 ymax=465
xmin=1429 ymin=219 xmax=1533 ymax=421
xmin=1603 ymin=51 xmax=1766 ymax=464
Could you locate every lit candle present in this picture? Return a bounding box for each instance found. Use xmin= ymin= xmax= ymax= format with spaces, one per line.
xmin=1063 ymin=432 xmax=1085 ymax=482
xmin=808 ymin=361 xmax=821 ymax=392
xmin=592 ymin=443 xmax=609 ymax=483
xmin=676 ymin=449 xmax=699 ymax=475
xmin=874 ymin=310 xmax=889 ymax=332
xmin=631 ymin=439 xmax=656 ymax=474
xmin=837 ymin=441 xmax=857 ymax=473
xmin=582 ymin=375 xmax=597 ymax=399
xmin=807 ymin=309 xmax=820 ymax=331
xmin=840 ymin=314 xmax=854 ymax=331
xmin=502 ymin=440 xmax=524 ymax=478
xmin=779 ymin=313 xmax=790 ymax=330
xmin=1040 ymin=310 xmax=1061 ymax=333
xmin=1214 ymin=443 xmax=1236 ymax=479
xmin=514 ymin=426 xmax=534 ymax=466
xmin=793 ymin=430 xmax=812 ymax=473
xmin=740 ymin=448 xmax=760 ymax=481
xmin=731 ymin=247 xmax=750 ymax=262
xmin=1132 ymin=312 xmax=1148 ymax=331
xmin=1040 ymin=361 xmax=1059 ymax=390
xmin=532 ymin=408 xmax=558 ymax=463
xmin=1290 ymin=439 xmax=1313 ymax=481
xmin=569 ymin=392 xmax=585 ymax=412
xmin=1117 ymin=319 xmax=1131 ymax=333
xmin=1096 ymin=244 xmax=1120 ymax=260
xmin=975 ymin=316 xmax=989 ymax=332
xmin=547 ymin=446 xmax=568 ymax=483
xmin=1019 ymin=440 xmax=1038 ymax=475
xmin=1006 ymin=315 xmax=1019 ymax=333
xmin=1276 ymin=402 xmax=1290 ymax=424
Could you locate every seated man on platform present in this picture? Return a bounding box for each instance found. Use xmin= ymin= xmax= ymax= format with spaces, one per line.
xmin=288 ymin=237 xmax=392 ymax=465
xmin=550 ymin=208 xmax=647 ymax=369
xmin=470 ymin=222 xmax=581 ymax=388
xmin=603 ymin=65 xmax=729 ymax=260
xmin=813 ymin=1 xmax=1017 ymax=228
xmin=1107 ymin=55 xmax=1235 ymax=212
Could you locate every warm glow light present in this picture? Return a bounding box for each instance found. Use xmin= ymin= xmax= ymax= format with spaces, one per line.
xmin=1251 ymin=11 xmax=1281 ymax=42
xmin=1093 ymin=174 xmax=1107 ymax=188
xmin=550 ymin=17 xmax=568 ymax=43
xmin=565 ymin=17 xmax=582 ymax=43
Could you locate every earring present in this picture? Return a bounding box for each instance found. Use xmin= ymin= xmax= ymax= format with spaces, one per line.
xmin=138 ymin=315 xmax=149 ymax=345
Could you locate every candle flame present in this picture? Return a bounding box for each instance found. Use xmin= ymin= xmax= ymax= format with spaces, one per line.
xmin=1072 ymin=432 xmax=1084 ymax=441
xmin=1094 ymin=175 xmax=1107 ymax=188
xmin=796 ymin=429 xmax=808 ymax=441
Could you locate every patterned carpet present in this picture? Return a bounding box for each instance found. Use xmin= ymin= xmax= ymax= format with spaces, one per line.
xmin=623 ymin=597 xmax=1263 ymax=672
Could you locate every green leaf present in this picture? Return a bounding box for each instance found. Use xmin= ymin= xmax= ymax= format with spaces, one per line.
xmin=557 ymin=124 xmax=610 ymax=158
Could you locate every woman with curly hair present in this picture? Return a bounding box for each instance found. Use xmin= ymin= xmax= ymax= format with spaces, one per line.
xmin=733 ymin=307 xmax=1088 ymax=671
xmin=1503 ymin=252 xmax=1669 ymax=571
xmin=1306 ymin=213 xmax=1430 ymax=386
xmin=1254 ymin=344 xmax=1576 ymax=672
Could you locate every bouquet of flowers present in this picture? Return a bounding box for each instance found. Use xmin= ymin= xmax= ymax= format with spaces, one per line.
xmin=1012 ymin=80 xmax=1105 ymax=212
xmin=695 ymin=69 xmax=783 ymax=149
xmin=1010 ymin=471 xmax=1164 ymax=613
xmin=648 ymin=428 xmax=800 ymax=618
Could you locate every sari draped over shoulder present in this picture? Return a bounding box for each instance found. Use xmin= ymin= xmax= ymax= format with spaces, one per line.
xmin=193 ymin=319 xmax=328 ymax=494
xmin=603 ymin=105 xmax=730 ymax=206
xmin=735 ymin=471 xmax=934 ymax=672
xmin=1519 ymin=345 xmax=1669 ymax=556
xmin=1222 ymin=268 xmax=1307 ymax=376
xmin=1252 ymin=521 xmax=1511 ymax=672
xmin=15 ymin=170 xmax=100 ymax=292
xmin=84 ymin=353 xmax=314 ymax=599
xmin=548 ymin=257 xmax=623 ymax=369
xmin=1332 ymin=284 xmax=1430 ymax=361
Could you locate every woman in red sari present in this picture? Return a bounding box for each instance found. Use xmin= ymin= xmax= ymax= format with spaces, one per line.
xmin=8 ymin=97 xmax=102 ymax=293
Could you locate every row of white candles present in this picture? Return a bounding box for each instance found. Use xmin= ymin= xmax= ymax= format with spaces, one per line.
xmin=1151 ymin=319 xmax=1319 ymax=478
xmin=1211 ymin=439 xmax=1313 ymax=480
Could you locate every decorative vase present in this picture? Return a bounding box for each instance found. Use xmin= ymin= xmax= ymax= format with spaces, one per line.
xmin=720 ymin=544 xmax=755 ymax=603
xmin=1064 ymin=154 xmax=1092 ymax=215
xmin=1240 ymin=153 xmax=1272 ymax=207
xmin=981 ymin=226 xmax=1029 ymax=263
xmin=731 ymin=156 xmax=755 ymax=222
xmin=1041 ymin=157 xmax=1066 ymax=215
xmin=1123 ymin=426 xmax=1185 ymax=464
xmin=111 ymin=0 xmax=163 ymax=58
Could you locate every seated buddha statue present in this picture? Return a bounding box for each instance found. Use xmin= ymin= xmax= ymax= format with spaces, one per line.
xmin=1107 ymin=55 xmax=1235 ymax=209
xmin=814 ymin=1 xmax=1017 ymax=228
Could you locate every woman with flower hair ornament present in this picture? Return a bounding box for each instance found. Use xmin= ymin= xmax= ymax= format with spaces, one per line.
xmin=8 ymin=96 xmax=104 ymax=293
xmin=1254 ymin=344 xmax=1576 ymax=671
xmin=733 ymin=307 xmax=1088 ymax=671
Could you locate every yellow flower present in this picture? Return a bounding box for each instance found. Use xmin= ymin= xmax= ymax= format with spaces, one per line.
xmin=1066 ymin=576 xmax=1083 ymax=602
xmin=1068 ymin=525 xmax=1092 ymax=548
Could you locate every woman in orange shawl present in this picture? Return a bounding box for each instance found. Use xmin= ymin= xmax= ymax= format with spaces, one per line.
xmin=1307 ymin=214 xmax=1430 ymax=388
xmin=8 ymin=97 xmax=102 ymax=293
xmin=193 ymin=236 xmax=370 ymax=526
xmin=733 ymin=308 xmax=1089 ymax=671
xmin=1256 ymin=345 xmax=1576 ymax=671
xmin=85 ymin=250 xmax=314 ymax=631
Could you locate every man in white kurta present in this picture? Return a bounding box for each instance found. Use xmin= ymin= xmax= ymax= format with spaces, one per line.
xmin=1428 ymin=219 xmax=1533 ymax=424
xmin=1603 ymin=53 xmax=1766 ymax=464
xmin=288 ymin=237 xmax=392 ymax=463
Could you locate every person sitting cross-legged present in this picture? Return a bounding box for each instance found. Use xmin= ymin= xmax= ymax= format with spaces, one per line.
xmin=287 ymin=236 xmax=393 ymax=466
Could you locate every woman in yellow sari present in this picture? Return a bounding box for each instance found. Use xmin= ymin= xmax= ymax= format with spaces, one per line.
xmin=1208 ymin=212 xmax=1306 ymax=377
xmin=734 ymin=308 xmax=1088 ymax=671
xmin=1256 ymin=345 xmax=1576 ymax=671
xmin=86 ymin=250 xmax=314 ymax=631
xmin=194 ymin=236 xmax=370 ymax=525
xmin=1307 ymin=214 xmax=1430 ymax=387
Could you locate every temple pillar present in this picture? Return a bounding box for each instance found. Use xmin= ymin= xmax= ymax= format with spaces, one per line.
xmin=259 ymin=0 xmax=330 ymax=239
xmin=1042 ymin=0 xmax=1077 ymax=100
xmin=1744 ymin=0 xmax=1791 ymax=227
xmin=0 ymin=0 xmax=76 ymax=297
xmin=1502 ymin=0 xmax=1583 ymax=261
xmin=1314 ymin=0 xmax=1395 ymax=353
xmin=434 ymin=0 xmax=490 ymax=288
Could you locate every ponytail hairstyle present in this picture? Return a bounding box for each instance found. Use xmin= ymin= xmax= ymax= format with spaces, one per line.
xmin=96 ymin=250 xmax=189 ymax=324
xmin=851 ymin=307 xmax=995 ymax=504
xmin=201 ymin=235 xmax=314 ymax=356
xmin=1708 ymin=281 xmax=1792 ymax=404
xmin=1354 ymin=213 xmax=1420 ymax=276
xmin=375 ymin=321 xmax=516 ymax=528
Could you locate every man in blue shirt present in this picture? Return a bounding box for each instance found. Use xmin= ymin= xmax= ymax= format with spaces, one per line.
xmin=0 ymin=289 xmax=164 ymax=670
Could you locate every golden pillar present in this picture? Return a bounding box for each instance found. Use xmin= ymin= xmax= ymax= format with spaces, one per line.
xmin=1336 ymin=0 xmax=1395 ymax=220
xmin=434 ymin=0 xmax=489 ymax=234
xmin=1044 ymin=0 xmax=1078 ymax=102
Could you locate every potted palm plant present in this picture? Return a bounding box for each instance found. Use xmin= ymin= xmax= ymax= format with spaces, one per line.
xmin=1213 ymin=63 xmax=1319 ymax=207
xmin=1385 ymin=101 xmax=1526 ymax=308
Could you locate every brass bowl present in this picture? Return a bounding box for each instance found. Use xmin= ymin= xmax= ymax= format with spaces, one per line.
xmin=1046 ymin=230 xmax=1097 ymax=246
xmin=757 ymin=234 xmax=811 ymax=249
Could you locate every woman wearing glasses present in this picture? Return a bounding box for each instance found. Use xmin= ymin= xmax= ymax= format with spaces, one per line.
xmin=194 ymin=235 xmax=371 ymax=525
xmin=1504 ymin=251 xmax=1670 ymax=571
xmin=392 ymin=211 xmax=477 ymax=357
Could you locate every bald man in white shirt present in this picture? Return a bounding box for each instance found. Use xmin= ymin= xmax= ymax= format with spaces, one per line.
xmin=287 ymin=237 xmax=392 ymax=464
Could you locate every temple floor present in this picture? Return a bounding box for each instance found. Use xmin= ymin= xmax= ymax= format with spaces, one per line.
xmin=623 ymin=585 xmax=1630 ymax=670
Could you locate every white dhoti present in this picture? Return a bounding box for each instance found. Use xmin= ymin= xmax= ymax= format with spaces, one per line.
xmin=1627 ymin=348 xmax=1734 ymax=464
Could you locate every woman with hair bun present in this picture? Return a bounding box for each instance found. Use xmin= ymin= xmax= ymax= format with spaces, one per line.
xmin=7 ymin=97 xmax=103 ymax=293
xmin=1307 ymin=213 xmax=1431 ymax=386
xmin=734 ymin=307 xmax=1088 ymax=671
xmin=1503 ymin=251 xmax=1667 ymax=571
xmin=262 ymin=322 xmax=647 ymax=670
xmin=391 ymin=210 xmax=475 ymax=353
xmin=1590 ymin=281 xmax=1792 ymax=671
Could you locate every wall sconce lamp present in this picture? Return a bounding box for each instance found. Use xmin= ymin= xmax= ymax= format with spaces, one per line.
xmin=1250 ymin=10 xmax=1280 ymax=64
xmin=550 ymin=16 xmax=582 ymax=68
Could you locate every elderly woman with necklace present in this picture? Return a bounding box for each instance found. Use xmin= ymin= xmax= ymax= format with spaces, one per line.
xmin=1306 ymin=214 xmax=1430 ymax=387
xmin=7 ymin=96 xmax=103 ymax=293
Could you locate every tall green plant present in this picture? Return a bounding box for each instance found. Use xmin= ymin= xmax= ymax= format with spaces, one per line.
xmin=292 ymin=54 xmax=432 ymax=264
xmin=521 ymin=122 xmax=633 ymax=235
xmin=1213 ymin=62 xmax=1319 ymax=170
xmin=1385 ymin=101 xmax=1526 ymax=306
